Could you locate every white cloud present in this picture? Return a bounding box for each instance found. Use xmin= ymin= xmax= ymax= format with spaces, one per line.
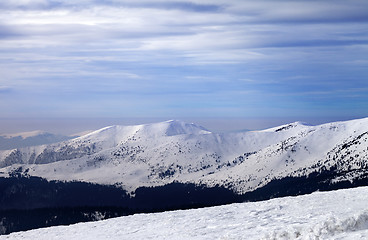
xmin=0 ymin=0 xmax=367 ymax=119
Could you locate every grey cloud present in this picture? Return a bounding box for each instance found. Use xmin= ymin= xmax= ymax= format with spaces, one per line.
xmin=0 ymin=0 xmax=224 ymax=13
xmin=0 ymin=25 xmax=24 ymax=39
xmin=0 ymin=23 xmax=196 ymax=46
xmin=229 ymin=1 xmax=368 ymax=24
xmin=258 ymin=39 xmax=368 ymax=49
xmin=0 ymin=86 xmax=12 ymax=93
xmin=2 ymin=0 xmax=368 ymax=24
xmin=0 ymin=1 xmax=55 ymax=10
xmin=116 ymin=1 xmax=224 ymax=12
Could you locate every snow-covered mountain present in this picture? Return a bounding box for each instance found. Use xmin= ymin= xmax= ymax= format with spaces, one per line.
xmin=2 ymin=186 xmax=368 ymax=240
xmin=0 ymin=131 xmax=75 ymax=150
xmin=0 ymin=118 xmax=367 ymax=194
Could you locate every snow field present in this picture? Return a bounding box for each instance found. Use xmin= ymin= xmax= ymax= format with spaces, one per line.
xmin=1 ymin=187 xmax=368 ymax=240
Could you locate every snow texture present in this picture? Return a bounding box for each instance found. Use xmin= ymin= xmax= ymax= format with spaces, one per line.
xmin=1 ymin=186 xmax=368 ymax=240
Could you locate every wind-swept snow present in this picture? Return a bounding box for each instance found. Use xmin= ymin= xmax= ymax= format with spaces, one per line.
xmin=1 ymin=187 xmax=368 ymax=240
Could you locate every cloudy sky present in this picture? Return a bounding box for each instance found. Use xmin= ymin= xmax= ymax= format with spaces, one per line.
xmin=0 ymin=0 xmax=368 ymax=132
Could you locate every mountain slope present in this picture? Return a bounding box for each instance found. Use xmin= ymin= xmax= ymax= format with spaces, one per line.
xmin=0 ymin=118 xmax=367 ymax=194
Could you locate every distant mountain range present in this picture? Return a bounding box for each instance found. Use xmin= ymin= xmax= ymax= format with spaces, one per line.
xmin=0 ymin=118 xmax=367 ymax=234
xmin=1 ymin=118 xmax=368 ymax=194
xmin=0 ymin=131 xmax=75 ymax=150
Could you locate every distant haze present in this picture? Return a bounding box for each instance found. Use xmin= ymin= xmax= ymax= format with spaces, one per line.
xmin=0 ymin=116 xmax=364 ymax=135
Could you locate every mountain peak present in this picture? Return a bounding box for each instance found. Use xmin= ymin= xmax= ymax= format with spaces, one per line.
xmin=141 ymin=120 xmax=211 ymax=136
xmin=75 ymin=120 xmax=212 ymax=145
xmin=260 ymin=121 xmax=309 ymax=133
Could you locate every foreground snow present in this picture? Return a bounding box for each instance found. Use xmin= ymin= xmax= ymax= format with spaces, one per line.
xmin=2 ymin=187 xmax=368 ymax=240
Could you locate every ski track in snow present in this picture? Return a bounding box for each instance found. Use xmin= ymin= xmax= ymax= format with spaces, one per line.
xmin=1 ymin=187 xmax=368 ymax=240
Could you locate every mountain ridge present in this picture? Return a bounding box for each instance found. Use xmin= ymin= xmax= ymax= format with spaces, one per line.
xmin=0 ymin=117 xmax=367 ymax=194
